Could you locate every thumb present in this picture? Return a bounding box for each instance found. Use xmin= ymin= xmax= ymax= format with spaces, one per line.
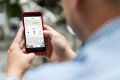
xmin=27 ymin=53 xmax=36 ymax=63
xmin=43 ymin=30 xmax=53 ymax=38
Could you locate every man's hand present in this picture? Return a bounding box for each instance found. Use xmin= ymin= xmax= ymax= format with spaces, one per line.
xmin=7 ymin=27 xmax=35 ymax=79
xmin=44 ymin=25 xmax=76 ymax=62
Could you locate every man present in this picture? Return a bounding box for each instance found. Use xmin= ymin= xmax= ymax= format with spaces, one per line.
xmin=5 ymin=0 xmax=120 ymax=80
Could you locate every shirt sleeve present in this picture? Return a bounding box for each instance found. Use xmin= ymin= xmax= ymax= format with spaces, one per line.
xmin=4 ymin=77 xmax=19 ymax=80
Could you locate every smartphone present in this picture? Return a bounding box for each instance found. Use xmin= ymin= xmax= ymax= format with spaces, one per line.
xmin=22 ymin=12 xmax=46 ymax=55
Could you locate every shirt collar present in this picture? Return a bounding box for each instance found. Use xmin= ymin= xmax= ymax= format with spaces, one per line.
xmin=84 ymin=16 xmax=120 ymax=46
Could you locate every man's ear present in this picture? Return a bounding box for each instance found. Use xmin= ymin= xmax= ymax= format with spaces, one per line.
xmin=70 ymin=0 xmax=84 ymax=11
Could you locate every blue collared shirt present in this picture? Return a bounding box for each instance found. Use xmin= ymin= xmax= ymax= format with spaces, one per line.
xmin=23 ymin=17 xmax=120 ymax=80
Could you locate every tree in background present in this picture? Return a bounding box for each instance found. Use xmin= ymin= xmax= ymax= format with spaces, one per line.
xmin=5 ymin=0 xmax=61 ymax=18
xmin=5 ymin=0 xmax=22 ymax=19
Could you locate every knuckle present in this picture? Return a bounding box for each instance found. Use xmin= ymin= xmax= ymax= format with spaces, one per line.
xmin=8 ymin=47 xmax=13 ymax=53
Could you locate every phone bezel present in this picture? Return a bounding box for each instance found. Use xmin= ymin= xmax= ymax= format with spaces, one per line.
xmin=22 ymin=12 xmax=46 ymax=55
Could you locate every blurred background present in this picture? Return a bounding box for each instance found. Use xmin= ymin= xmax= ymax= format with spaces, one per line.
xmin=0 ymin=0 xmax=81 ymax=79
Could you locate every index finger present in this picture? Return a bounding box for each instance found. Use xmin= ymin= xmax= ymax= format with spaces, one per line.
xmin=44 ymin=25 xmax=54 ymax=31
xmin=13 ymin=26 xmax=24 ymax=44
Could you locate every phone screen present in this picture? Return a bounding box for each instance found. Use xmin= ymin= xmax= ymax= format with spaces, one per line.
xmin=24 ymin=16 xmax=45 ymax=49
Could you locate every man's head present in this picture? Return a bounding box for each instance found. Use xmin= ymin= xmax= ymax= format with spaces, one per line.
xmin=62 ymin=0 xmax=120 ymax=41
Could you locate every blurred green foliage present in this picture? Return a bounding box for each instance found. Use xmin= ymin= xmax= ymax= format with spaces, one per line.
xmin=5 ymin=0 xmax=22 ymax=18
xmin=38 ymin=0 xmax=62 ymax=13
xmin=38 ymin=0 xmax=60 ymax=7
xmin=4 ymin=0 xmax=61 ymax=18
